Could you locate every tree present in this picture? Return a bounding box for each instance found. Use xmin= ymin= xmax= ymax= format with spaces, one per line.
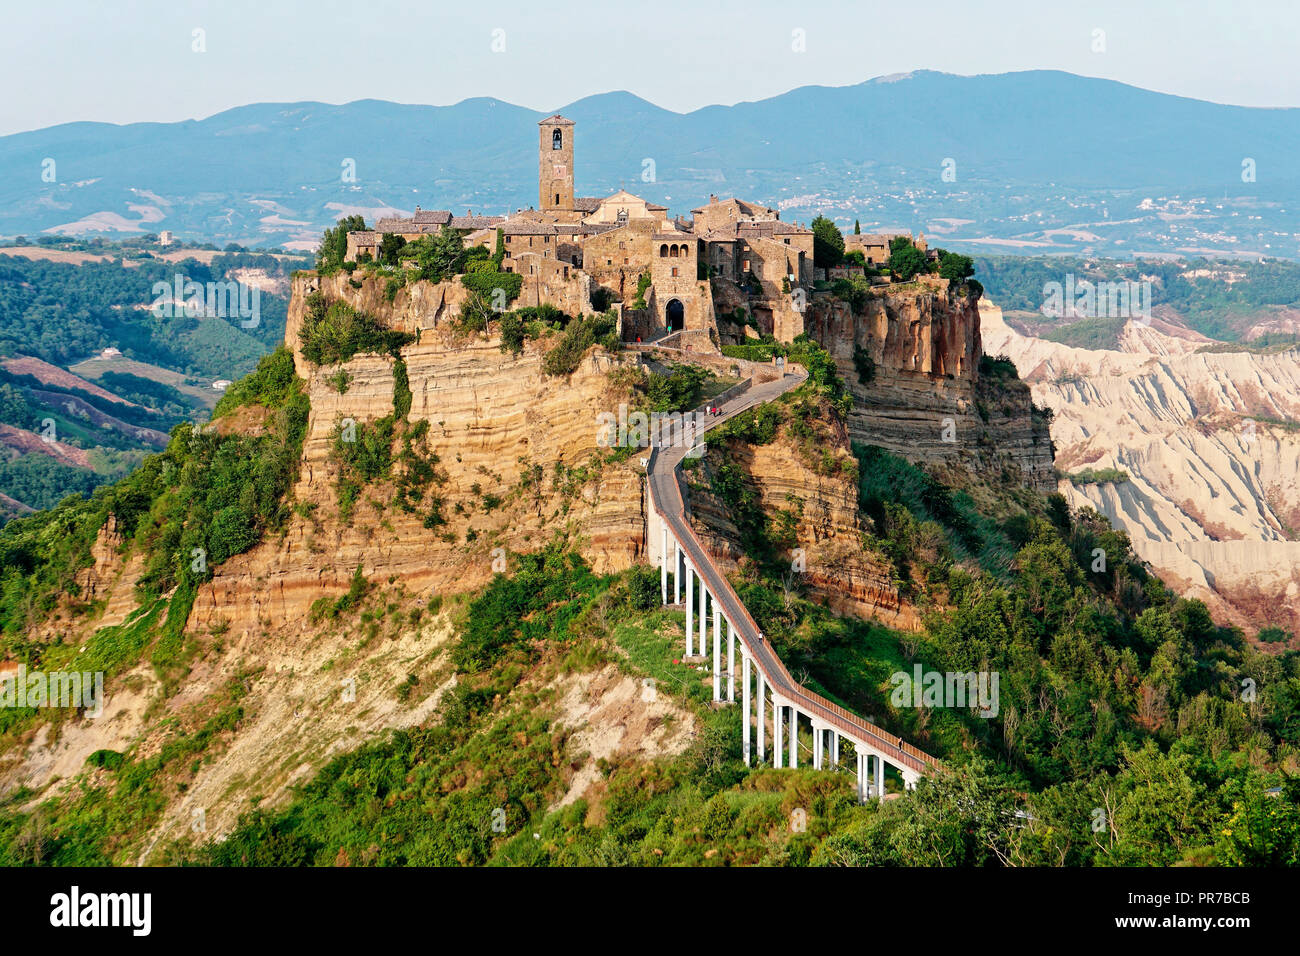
xmin=853 ymin=219 xmax=861 ymax=235
xmin=888 ymin=240 xmax=925 ymax=281
xmin=316 ymin=215 xmax=366 ymax=273
xmin=400 ymin=226 xmax=467 ymax=283
xmin=378 ymin=233 xmax=406 ymax=267
xmin=939 ymin=252 xmax=975 ymax=283
xmin=811 ymin=216 xmax=844 ymax=269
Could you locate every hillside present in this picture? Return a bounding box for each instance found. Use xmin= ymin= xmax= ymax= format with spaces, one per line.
xmin=981 ymin=300 xmax=1300 ymax=640
xmin=0 ymin=244 xmax=309 ymax=514
xmin=5 ymin=71 xmax=1300 ymax=255
xmin=0 ymin=271 xmax=1295 ymax=867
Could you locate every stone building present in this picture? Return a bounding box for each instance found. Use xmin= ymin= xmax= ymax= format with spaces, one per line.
xmin=844 ymin=231 xmax=930 ymax=266
xmin=539 ymin=115 xmax=575 ymax=213
xmin=345 ymin=114 xmax=819 ymax=344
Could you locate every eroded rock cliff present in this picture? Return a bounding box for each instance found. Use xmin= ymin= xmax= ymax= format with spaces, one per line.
xmin=192 ymin=274 xmax=646 ymax=636
xmin=982 ymin=299 xmax=1300 ymax=640
xmin=805 ymin=280 xmax=1055 ymax=492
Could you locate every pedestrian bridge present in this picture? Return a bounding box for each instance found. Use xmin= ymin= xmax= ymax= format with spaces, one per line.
xmin=643 ymin=362 xmax=939 ymax=801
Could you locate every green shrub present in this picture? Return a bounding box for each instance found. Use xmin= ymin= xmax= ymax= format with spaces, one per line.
xmin=298 ymin=293 xmax=412 ymax=366
xmin=542 ymin=312 xmax=618 ymax=377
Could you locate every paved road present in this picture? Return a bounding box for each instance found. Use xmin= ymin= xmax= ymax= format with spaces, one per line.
xmin=648 ymin=367 xmax=938 ymax=776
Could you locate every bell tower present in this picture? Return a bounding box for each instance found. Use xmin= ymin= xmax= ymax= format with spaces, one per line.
xmin=538 ymin=115 xmax=575 ymax=213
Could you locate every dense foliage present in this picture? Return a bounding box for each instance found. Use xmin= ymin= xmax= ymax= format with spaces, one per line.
xmin=0 ymin=347 xmax=308 ymax=649
xmin=298 ymin=293 xmax=412 ymax=366
xmin=0 ymin=254 xmax=289 ymax=375
xmin=541 ymin=312 xmax=619 ymax=377
xmin=974 ymin=254 xmax=1300 ymax=342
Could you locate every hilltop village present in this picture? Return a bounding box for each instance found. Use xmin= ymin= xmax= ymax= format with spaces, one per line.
xmin=343 ymin=115 xmax=933 ymax=346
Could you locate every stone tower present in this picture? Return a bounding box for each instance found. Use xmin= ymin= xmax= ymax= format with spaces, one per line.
xmin=538 ymin=115 xmax=575 ymax=213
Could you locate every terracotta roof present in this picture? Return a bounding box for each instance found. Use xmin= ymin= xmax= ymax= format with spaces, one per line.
xmin=690 ymin=197 xmax=778 ymax=217
xmin=374 ymin=218 xmax=449 ymax=234
xmin=737 ymin=220 xmax=810 ymax=236
xmin=849 ymin=232 xmax=907 ymax=244
xmin=504 ymin=222 xmax=560 ymax=236
xmin=413 ymin=209 xmax=452 ymax=224
xmin=349 ymin=231 xmax=378 ymax=243
xmin=573 ymin=197 xmax=601 ymax=212
xmin=449 ymin=215 xmax=505 ymax=230
xmin=538 ymin=114 xmax=575 ymax=126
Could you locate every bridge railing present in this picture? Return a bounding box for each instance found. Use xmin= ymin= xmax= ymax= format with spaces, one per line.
xmin=646 ymin=369 xmax=938 ymax=776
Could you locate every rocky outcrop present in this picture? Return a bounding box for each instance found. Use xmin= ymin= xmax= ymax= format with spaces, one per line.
xmin=982 ymin=300 xmax=1300 ymax=640
xmin=805 ymin=281 xmax=1055 ymax=492
xmin=192 ymin=276 xmax=648 ymax=636
xmin=687 ymin=411 xmax=918 ymax=631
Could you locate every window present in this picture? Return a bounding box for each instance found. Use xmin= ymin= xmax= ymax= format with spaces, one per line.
xmin=660 ymin=244 xmax=669 ymax=257
xmin=554 ymin=194 xmax=560 ymax=205
xmin=671 ymin=267 xmax=679 ymax=277
xmin=670 ymin=245 xmax=678 ymax=258
xmin=552 ymin=129 xmax=562 ymax=150
xmin=606 ymin=259 xmax=612 ymax=265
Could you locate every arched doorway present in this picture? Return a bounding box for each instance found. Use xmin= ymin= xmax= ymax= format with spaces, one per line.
xmin=666 ymin=298 xmax=684 ymax=332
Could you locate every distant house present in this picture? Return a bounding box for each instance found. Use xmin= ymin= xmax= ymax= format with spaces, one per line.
xmin=212 ymin=380 xmax=232 ymax=391
xmin=158 ymin=231 xmax=175 ymax=246
xmin=99 ymin=347 xmax=122 ymax=359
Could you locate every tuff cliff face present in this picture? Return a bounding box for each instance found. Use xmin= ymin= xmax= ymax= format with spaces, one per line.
xmin=191 ymin=273 xmax=646 ymax=636
xmin=687 ymin=413 xmax=918 ymax=631
xmin=804 ymin=281 xmax=1055 ymax=492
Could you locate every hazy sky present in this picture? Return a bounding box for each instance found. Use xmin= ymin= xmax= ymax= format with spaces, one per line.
xmin=2 ymin=0 xmax=1294 ymax=136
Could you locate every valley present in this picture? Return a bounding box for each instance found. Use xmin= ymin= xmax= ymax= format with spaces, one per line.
xmin=982 ymin=300 xmax=1300 ymax=641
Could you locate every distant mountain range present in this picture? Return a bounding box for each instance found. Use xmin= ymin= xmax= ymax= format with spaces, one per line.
xmin=4 ymin=70 xmax=1300 ymax=256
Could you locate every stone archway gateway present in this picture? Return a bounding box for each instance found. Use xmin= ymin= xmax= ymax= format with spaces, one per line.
xmin=666 ymin=298 xmax=684 ymax=332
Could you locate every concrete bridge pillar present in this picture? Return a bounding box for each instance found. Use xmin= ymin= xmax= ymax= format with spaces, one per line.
xmin=698 ymin=575 xmax=707 ymax=660
xmin=684 ymin=560 xmax=694 ymax=655
xmin=875 ymin=754 xmax=886 ymax=803
xmin=742 ymin=652 xmax=751 ymax=766
xmin=712 ymin=604 xmax=721 ymax=701
xmin=831 ymin=731 xmax=839 ymax=769
xmin=812 ymin=721 xmax=823 ymax=769
xmin=788 ymin=707 xmax=798 ymax=768
xmin=674 ymin=541 xmax=681 ymax=605
xmin=757 ymin=677 xmax=765 ymax=761
xmin=726 ymin=620 xmax=735 ymax=702
xmin=773 ymin=699 xmax=784 ymax=769
xmin=856 ymin=753 xmax=866 ymax=802
xmin=660 ymin=525 xmax=668 ymax=605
